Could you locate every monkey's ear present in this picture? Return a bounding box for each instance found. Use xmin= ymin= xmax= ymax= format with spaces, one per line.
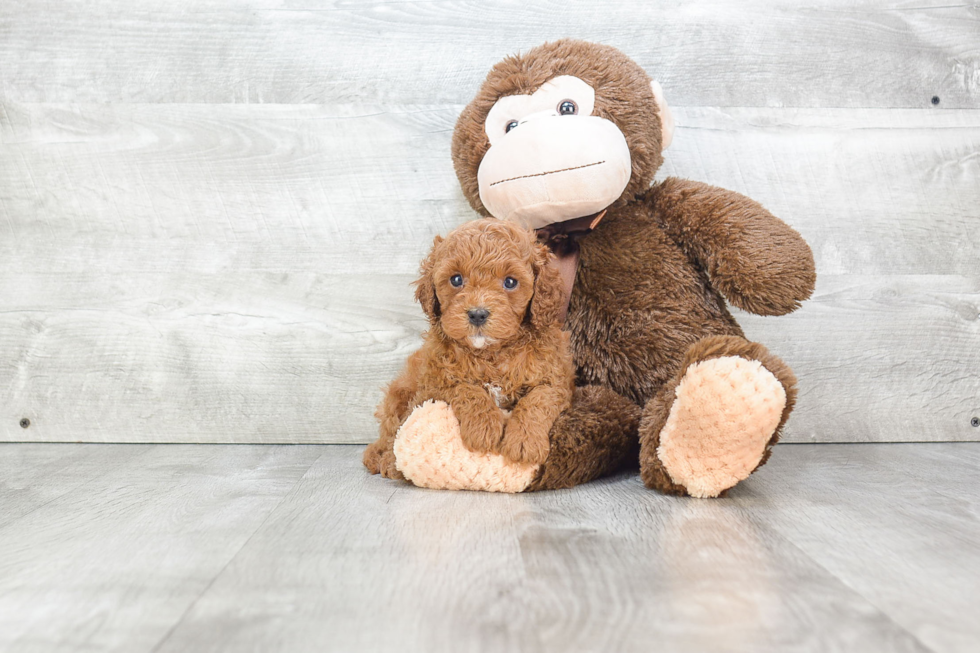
xmin=528 ymin=243 xmax=565 ymax=330
xmin=650 ymin=80 xmax=674 ymax=151
xmin=413 ymin=236 xmax=443 ymax=323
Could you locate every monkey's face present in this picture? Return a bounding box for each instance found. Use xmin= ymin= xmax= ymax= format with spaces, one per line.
xmin=477 ymin=76 xmax=633 ymax=229
xmin=452 ymin=40 xmax=675 ymax=229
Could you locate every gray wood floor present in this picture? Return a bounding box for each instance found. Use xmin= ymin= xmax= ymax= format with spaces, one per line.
xmin=1 ymin=443 xmax=978 ymax=652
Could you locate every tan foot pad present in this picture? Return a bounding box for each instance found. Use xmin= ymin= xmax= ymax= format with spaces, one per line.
xmin=657 ymin=356 xmax=786 ymax=498
xmin=393 ymin=400 xmax=538 ymax=493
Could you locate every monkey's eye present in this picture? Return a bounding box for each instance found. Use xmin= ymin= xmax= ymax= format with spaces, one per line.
xmin=449 ymin=274 xmax=464 ymax=288
xmin=505 ymin=120 xmax=519 ymax=133
xmin=503 ymin=277 xmax=518 ymax=290
xmin=558 ymin=100 xmax=578 ymax=115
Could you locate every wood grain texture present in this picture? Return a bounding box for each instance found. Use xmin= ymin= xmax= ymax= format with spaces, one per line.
xmin=151 ymin=445 xmax=931 ymax=653
xmin=660 ymin=108 xmax=980 ymax=276
xmin=1 ymin=104 xmax=977 ymax=442
xmin=0 ymin=275 xmax=427 ymax=443
xmin=1 ymin=0 xmax=978 ymax=108
xmin=740 ymin=274 xmax=980 ymax=443
xmin=0 ymin=444 xmax=321 ymax=652
xmin=0 ymin=102 xmax=466 ymax=277
xmin=734 ymin=443 xmax=980 ymax=652
xmin=0 ymin=443 xmax=147 ymax=528
xmin=7 ymin=443 xmax=978 ymax=652
xmin=2 ymin=104 xmax=976 ymax=277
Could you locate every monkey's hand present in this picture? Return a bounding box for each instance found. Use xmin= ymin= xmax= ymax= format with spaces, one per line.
xmin=392 ymin=400 xmax=539 ymax=493
xmin=651 ymin=178 xmax=816 ymax=316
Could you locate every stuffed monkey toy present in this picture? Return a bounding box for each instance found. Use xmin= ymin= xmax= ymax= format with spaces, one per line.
xmin=364 ymin=39 xmax=815 ymax=498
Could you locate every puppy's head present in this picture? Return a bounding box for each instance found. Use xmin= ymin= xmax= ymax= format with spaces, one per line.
xmin=414 ymin=219 xmax=564 ymax=350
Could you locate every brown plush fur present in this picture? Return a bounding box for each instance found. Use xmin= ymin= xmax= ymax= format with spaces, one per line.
xmin=447 ymin=40 xmax=816 ymax=495
xmin=526 ymin=385 xmax=642 ymax=491
xmin=363 ymin=219 xmax=575 ymax=479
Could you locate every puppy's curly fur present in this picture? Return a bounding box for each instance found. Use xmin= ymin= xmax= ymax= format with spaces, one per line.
xmin=364 ymin=219 xmax=575 ymax=480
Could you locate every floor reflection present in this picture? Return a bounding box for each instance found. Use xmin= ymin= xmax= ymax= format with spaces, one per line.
xmin=657 ymin=501 xmax=780 ymax=651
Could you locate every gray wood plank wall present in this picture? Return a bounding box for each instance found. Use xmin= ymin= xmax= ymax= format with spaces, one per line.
xmin=1 ymin=1 xmax=978 ymax=443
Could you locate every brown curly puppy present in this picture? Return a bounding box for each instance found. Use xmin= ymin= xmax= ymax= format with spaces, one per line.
xmin=363 ymin=219 xmax=575 ymax=480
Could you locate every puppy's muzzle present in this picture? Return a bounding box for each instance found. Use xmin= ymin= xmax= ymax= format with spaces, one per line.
xmin=467 ymin=308 xmax=490 ymax=327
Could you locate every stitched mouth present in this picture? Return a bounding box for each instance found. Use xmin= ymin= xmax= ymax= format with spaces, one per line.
xmin=489 ymin=160 xmax=606 ymax=187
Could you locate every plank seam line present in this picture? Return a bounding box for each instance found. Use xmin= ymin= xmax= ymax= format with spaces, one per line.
xmin=148 ymin=448 xmax=325 ymax=652
xmin=729 ymin=496 xmax=938 ymax=652
xmin=0 ymin=445 xmax=156 ymax=534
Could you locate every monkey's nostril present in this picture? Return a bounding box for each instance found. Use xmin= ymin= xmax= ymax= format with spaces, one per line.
xmin=467 ymin=308 xmax=490 ymax=326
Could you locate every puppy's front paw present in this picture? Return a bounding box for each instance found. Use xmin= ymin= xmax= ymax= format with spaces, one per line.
xmin=499 ymin=419 xmax=550 ymax=465
xmin=459 ymin=413 xmax=504 ymax=455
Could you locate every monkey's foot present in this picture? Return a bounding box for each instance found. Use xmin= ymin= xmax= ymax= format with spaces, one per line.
xmin=644 ymin=356 xmax=787 ymax=498
xmin=393 ymin=400 xmax=539 ymax=493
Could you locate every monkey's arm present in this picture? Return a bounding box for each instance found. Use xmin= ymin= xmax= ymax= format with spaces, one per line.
xmin=650 ymin=177 xmax=816 ymax=316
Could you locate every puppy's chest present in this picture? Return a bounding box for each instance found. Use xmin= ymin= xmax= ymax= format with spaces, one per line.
xmin=447 ymin=350 xmax=535 ymax=414
xmin=482 ymin=382 xmax=522 ymax=412
xmin=475 ymin=359 xmax=530 ymax=413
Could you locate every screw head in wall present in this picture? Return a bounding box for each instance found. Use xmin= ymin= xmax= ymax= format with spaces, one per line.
xmin=19 ymin=418 xmax=30 ymax=428
xmin=972 ymin=417 xmax=980 ymax=428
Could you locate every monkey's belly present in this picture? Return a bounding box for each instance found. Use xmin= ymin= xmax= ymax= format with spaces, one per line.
xmin=567 ymin=301 xmax=743 ymax=405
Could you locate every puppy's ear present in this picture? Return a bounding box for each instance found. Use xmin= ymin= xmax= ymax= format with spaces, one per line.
xmin=413 ymin=235 xmax=442 ymax=322
xmin=528 ymin=242 xmax=565 ymax=329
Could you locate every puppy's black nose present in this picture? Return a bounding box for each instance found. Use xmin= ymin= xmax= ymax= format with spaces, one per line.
xmin=467 ymin=308 xmax=490 ymax=327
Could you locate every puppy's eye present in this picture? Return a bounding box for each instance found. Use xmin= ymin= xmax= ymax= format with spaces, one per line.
xmin=450 ymin=274 xmax=464 ymax=288
xmin=505 ymin=120 xmax=519 ymax=133
xmin=558 ymin=100 xmax=577 ymax=116
xmin=503 ymin=277 xmax=518 ymax=290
